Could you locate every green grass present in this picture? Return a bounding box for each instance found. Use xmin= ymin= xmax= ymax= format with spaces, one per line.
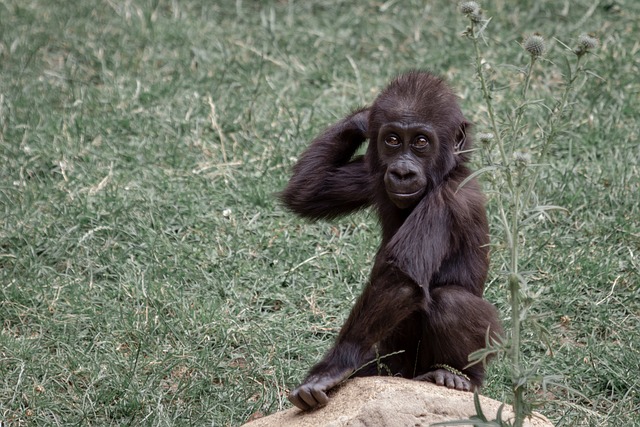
xmin=0 ymin=0 xmax=638 ymax=425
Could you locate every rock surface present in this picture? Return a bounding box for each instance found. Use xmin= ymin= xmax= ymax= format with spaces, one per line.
xmin=243 ymin=377 xmax=553 ymax=427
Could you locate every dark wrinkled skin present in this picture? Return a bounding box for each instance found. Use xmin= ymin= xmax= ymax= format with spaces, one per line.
xmin=281 ymin=71 xmax=502 ymax=411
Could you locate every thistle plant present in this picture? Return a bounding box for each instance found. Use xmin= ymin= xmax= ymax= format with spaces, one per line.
xmin=457 ymin=3 xmax=599 ymax=426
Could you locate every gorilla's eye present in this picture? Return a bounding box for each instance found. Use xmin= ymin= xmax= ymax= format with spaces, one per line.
xmin=385 ymin=135 xmax=400 ymax=146
xmin=413 ymin=136 xmax=429 ymax=148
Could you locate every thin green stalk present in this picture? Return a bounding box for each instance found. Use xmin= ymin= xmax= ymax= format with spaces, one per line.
xmin=470 ymin=23 xmax=510 ymax=175
xmin=498 ymin=203 xmax=514 ymax=251
xmin=509 ymin=56 xmax=537 ymax=159
xmin=523 ymin=56 xmax=583 ymax=205
xmin=510 ymin=182 xmax=524 ymax=427
xmin=521 ymin=57 xmax=536 ymax=100
xmin=510 ymin=272 xmax=524 ymax=427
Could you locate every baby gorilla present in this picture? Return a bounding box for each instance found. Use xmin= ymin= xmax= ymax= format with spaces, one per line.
xmin=281 ymin=71 xmax=502 ymax=411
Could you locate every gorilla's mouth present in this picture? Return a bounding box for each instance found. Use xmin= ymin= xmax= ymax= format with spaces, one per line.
xmin=387 ymin=189 xmax=425 ymax=208
xmin=389 ymin=189 xmax=423 ymax=199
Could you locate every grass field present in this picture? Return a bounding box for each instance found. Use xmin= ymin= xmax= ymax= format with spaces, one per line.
xmin=1 ymin=0 xmax=638 ymax=425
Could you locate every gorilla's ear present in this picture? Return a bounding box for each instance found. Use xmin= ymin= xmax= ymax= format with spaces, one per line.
xmin=454 ymin=122 xmax=469 ymax=153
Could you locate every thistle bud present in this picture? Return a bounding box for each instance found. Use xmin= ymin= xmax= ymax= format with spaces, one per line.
xmin=513 ymin=151 xmax=531 ymax=186
xmin=513 ymin=151 xmax=531 ymax=169
xmin=459 ymin=1 xmax=480 ymax=15
xmin=523 ymin=33 xmax=546 ymax=58
xmin=459 ymin=2 xmax=483 ymax=23
xmin=477 ymin=132 xmax=494 ymax=146
xmin=575 ymin=33 xmax=599 ymax=57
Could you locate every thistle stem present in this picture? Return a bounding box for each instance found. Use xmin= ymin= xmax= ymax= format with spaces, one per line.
xmin=523 ymin=55 xmax=583 ymax=205
xmin=471 ymin=23 xmax=510 ymax=175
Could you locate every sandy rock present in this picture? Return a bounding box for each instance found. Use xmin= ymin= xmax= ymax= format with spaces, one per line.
xmin=243 ymin=377 xmax=552 ymax=427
